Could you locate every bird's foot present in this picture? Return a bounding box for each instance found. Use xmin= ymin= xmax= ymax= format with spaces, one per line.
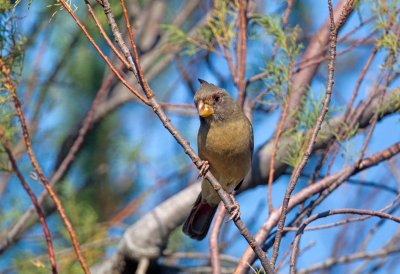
xmin=198 ymin=160 xmax=210 ymax=178
xmin=228 ymin=194 xmax=240 ymax=221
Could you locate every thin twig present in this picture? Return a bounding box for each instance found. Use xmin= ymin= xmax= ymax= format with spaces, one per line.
xmin=0 ymin=64 xmax=122 ymax=256
xmin=0 ymin=129 xmax=58 ymax=274
xmin=288 ymin=50 xmax=395 ymax=262
xmin=267 ymin=56 xmax=295 ymax=214
xmin=290 ymin=208 xmax=400 ymax=273
xmin=166 ymin=251 xmax=240 ymax=264
xmin=285 ymin=195 xmax=400 ymax=233
xmin=269 ymin=0 xmax=295 ymax=62
xmin=209 ymin=205 xmax=226 ymax=274
xmin=266 ymin=101 xmax=287 ymax=214
xmin=270 ymin=0 xmax=340 ymax=266
xmin=250 ymin=87 xmax=272 ymax=109
xmin=110 ymin=164 xmax=192 ymax=225
xmin=60 ymin=0 xmax=148 ymax=105
xmin=236 ymin=0 xmax=247 ymax=107
xmin=235 ymin=141 xmax=400 ymax=273
xmin=84 ymin=0 xmax=130 ymax=68
xmin=276 ymin=240 xmax=315 ymax=272
xmin=101 ymin=0 xmax=139 ymax=80
xmin=97 ymin=2 xmax=275 ymax=272
xmin=293 ymin=145 xmax=334 ymax=226
xmin=51 ymin=68 xmax=119 ymax=186
xmin=0 ymin=59 xmax=90 ymax=273
xmin=132 ymin=25 xmax=275 ymax=274
xmin=299 ymin=247 xmax=400 ymax=274
xmin=119 ymin=0 xmax=136 ymax=62
xmin=294 ymin=31 xmax=376 ymax=74
xmin=356 ymin=53 xmax=394 ymax=165
xmin=359 ymin=201 xmax=400 ymax=252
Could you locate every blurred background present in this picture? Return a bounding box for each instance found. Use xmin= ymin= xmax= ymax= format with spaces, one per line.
xmin=0 ymin=0 xmax=399 ymax=273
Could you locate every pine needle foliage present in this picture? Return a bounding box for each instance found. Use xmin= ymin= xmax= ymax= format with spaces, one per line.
xmin=0 ymin=13 xmax=24 ymax=170
xmin=162 ymin=0 xmax=239 ymax=55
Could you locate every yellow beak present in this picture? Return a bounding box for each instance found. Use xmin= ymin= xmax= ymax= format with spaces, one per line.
xmin=197 ymin=100 xmax=214 ymax=117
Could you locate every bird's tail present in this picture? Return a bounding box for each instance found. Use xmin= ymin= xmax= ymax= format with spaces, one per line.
xmin=182 ymin=194 xmax=217 ymax=240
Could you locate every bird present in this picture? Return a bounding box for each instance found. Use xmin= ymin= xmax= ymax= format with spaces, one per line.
xmin=182 ymin=79 xmax=253 ymax=240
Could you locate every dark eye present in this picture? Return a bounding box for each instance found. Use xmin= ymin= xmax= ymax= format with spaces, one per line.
xmin=213 ymin=94 xmax=221 ymax=103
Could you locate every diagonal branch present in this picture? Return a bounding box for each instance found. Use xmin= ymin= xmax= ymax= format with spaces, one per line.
xmin=0 ymin=3 xmax=215 ymax=256
xmin=127 ymin=11 xmax=274 ymax=273
xmin=236 ymin=141 xmax=400 ymax=273
xmin=56 ymin=0 xmax=275 ymax=271
xmin=91 ymin=86 xmax=399 ymax=273
xmin=0 ymin=129 xmax=58 ymax=274
xmin=0 ymin=64 xmax=121 ymax=256
xmin=281 ymin=0 xmax=354 ymax=132
xmin=59 ymin=0 xmax=148 ymax=105
xmin=270 ymin=0 xmax=343 ymax=266
xmin=290 ymin=205 xmax=400 ymax=273
xmin=0 ymin=59 xmax=90 ymax=273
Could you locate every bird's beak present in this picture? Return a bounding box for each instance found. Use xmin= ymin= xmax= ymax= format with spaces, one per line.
xmin=197 ymin=100 xmax=214 ymax=117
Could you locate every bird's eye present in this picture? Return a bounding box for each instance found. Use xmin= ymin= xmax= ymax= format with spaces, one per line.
xmin=213 ymin=95 xmax=221 ymax=103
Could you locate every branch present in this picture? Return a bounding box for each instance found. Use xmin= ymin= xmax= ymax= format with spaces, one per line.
xmin=281 ymin=0 xmax=354 ymax=132
xmin=62 ymin=0 xmax=273 ymax=271
xmin=299 ymin=246 xmax=400 ymax=274
xmin=92 ymin=87 xmax=400 ymax=273
xmin=59 ymin=0 xmax=148 ymax=105
xmin=127 ymin=10 xmax=274 ymax=272
xmin=84 ymin=0 xmax=130 ymax=68
xmin=0 ymin=129 xmax=58 ymax=274
xmin=209 ymin=205 xmax=226 ymax=274
xmin=270 ymin=0 xmax=341 ymax=265
xmin=0 ymin=3 xmax=215 ymax=255
xmin=0 ymin=64 xmax=121 ymax=255
xmin=91 ymin=183 xmax=201 ymax=273
xmin=290 ymin=207 xmax=400 ymax=272
xmin=0 ymin=59 xmax=89 ymax=272
xmin=236 ymin=0 xmax=247 ymax=107
xmin=236 ymin=141 xmax=400 ymax=273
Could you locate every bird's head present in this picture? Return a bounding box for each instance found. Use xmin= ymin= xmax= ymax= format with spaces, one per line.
xmin=194 ymin=79 xmax=238 ymax=123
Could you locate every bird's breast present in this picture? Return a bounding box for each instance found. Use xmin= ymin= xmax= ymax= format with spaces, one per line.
xmin=198 ymin=118 xmax=252 ymax=187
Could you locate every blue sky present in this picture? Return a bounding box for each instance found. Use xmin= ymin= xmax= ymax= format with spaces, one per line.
xmin=1 ymin=0 xmax=399 ymax=272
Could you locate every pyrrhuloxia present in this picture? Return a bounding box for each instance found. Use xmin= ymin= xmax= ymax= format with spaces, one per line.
xmin=182 ymin=79 xmax=253 ymax=240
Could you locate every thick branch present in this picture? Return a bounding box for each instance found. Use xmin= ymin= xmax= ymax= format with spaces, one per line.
xmin=282 ymin=0 xmax=354 ymax=132
xmin=92 ymin=88 xmax=399 ymax=272
xmin=237 ymin=141 xmax=400 ymax=273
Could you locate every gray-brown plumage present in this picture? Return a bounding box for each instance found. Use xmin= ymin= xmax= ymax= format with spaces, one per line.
xmin=182 ymin=79 xmax=253 ymax=240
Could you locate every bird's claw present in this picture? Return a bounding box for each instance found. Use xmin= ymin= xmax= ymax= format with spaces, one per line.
xmin=198 ymin=160 xmax=210 ymax=178
xmin=228 ymin=194 xmax=240 ymax=221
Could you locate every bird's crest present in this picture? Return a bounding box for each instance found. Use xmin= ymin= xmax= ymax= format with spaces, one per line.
xmin=198 ymin=78 xmax=209 ymax=85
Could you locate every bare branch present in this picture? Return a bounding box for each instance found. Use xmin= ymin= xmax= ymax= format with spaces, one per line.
xmin=0 ymin=58 xmax=90 ymax=273
xmin=270 ymin=0 xmax=342 ymax=266
xmin=236 ymin=0 xmax=247 ymax=107
xmin=0 ymin=64 xmax=122 ymax=256
xmin=281 ymin=0 xmax=354 ymax=132
xmin=209 ymin=205 xmax=226 ymax=274
xmin=237 ymin=141 xmax=400 ymax=273
xmin=0 ymin=129 xmax=58 ymax=274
